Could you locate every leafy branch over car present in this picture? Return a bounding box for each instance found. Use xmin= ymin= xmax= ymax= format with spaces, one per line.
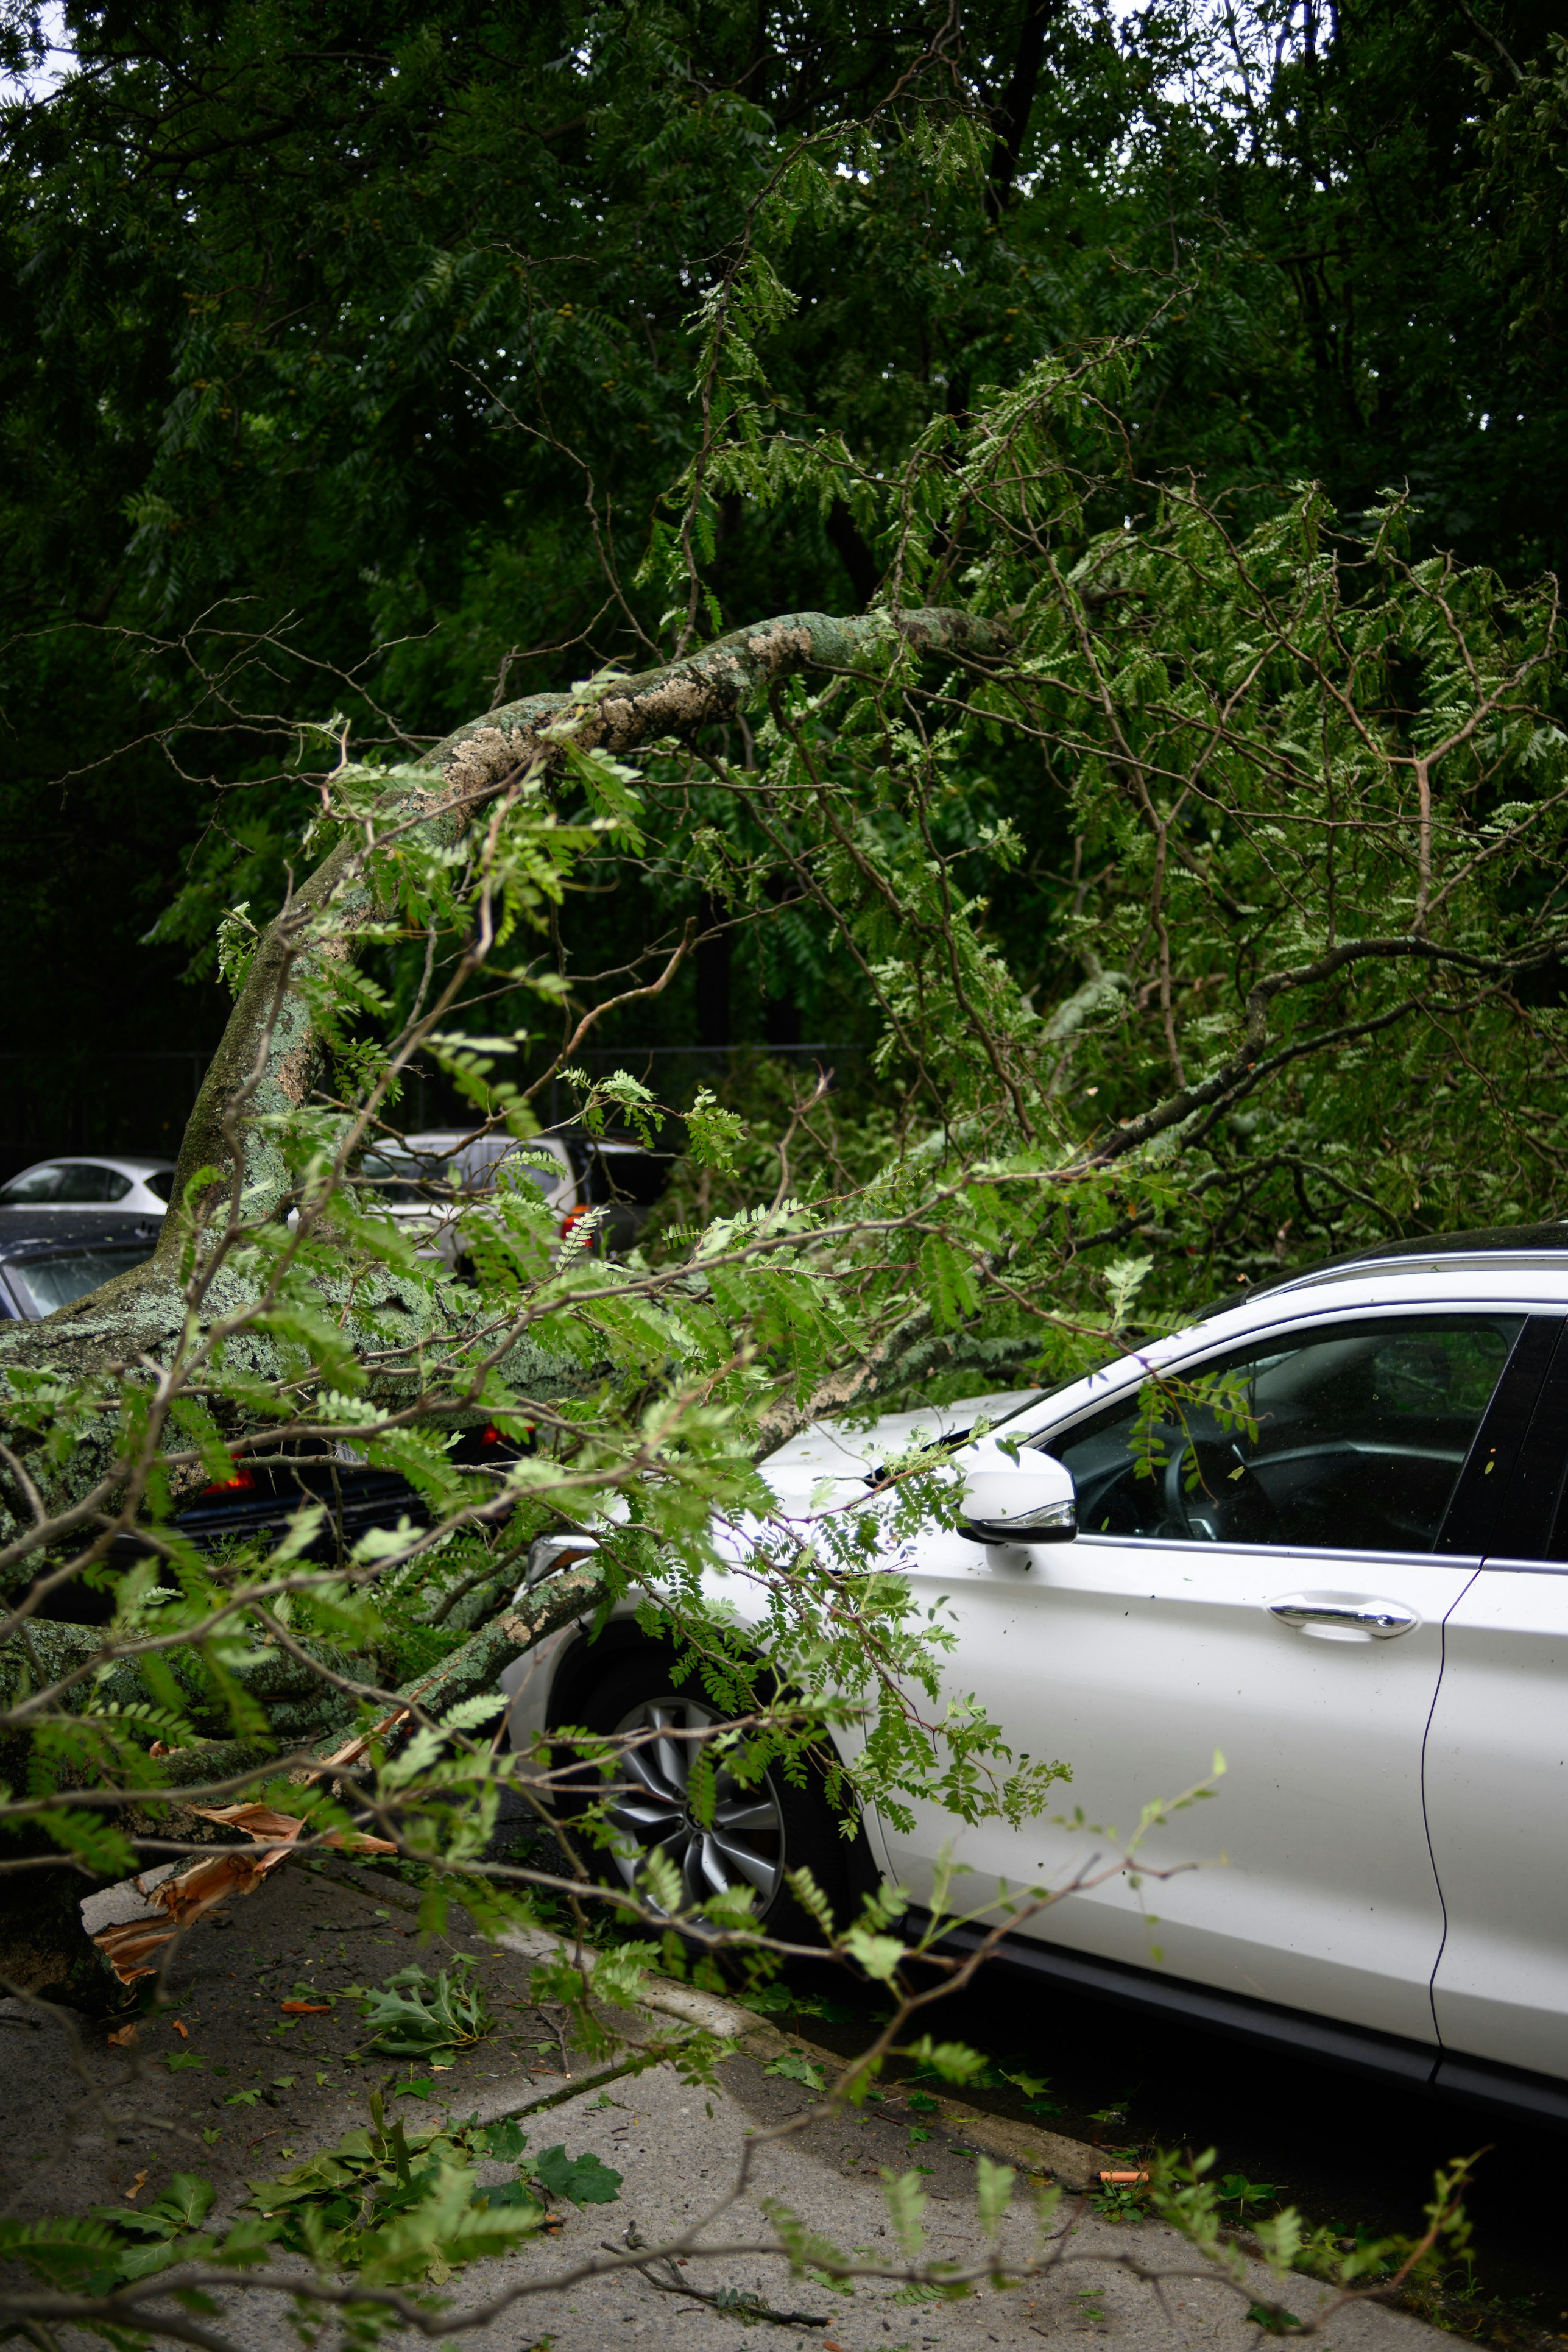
xmin=0 ymin=333 xmax=1564 ymax=2345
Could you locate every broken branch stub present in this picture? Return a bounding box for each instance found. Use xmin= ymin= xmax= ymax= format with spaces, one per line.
xmin=93 ymin=1803 xmax=398 ymax=1986
xmin=85 ymin=1557 xmax=610 ymax=1985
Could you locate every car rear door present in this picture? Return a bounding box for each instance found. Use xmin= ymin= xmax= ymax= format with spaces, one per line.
xmin=1424 ymin=1321 xmax=1568 ymax=2083
xmin=878 ymin=1308 xmax=1547 ymax=2045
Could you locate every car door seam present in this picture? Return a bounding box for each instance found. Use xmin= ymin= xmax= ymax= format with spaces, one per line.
xmin=1421 ymin=1563 xmax=1481 ymax=2048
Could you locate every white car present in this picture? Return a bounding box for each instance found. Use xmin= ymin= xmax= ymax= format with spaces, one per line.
xmin=353 ymin=1128 xmax=671 ymax=1262
xmin=0 ymin=1156 xmax=174 ymax=1214
xmin=355 ymin=1130 xmax=579 ymax=1265
xmin=503 ymin=1222 xmax=1568 ymax=2128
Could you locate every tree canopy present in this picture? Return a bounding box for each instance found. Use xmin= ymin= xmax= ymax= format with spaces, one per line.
xmin=2 ymin=0 xmax=1564 ymax=1174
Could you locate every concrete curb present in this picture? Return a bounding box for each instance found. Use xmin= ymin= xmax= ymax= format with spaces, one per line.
xmin=339 ymin=1866 xmax=1110 ymax=2189
xmin=491 ymin=1919 xmax=1107 ymax=2191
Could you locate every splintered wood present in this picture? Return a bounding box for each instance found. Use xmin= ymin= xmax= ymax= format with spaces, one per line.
xmin=91 ymin=1802 xmax=395 ymax=1983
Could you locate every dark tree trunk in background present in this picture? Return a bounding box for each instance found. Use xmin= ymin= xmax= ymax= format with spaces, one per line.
xmin=827 ymin=501 xmax=880 ymax=607
xmin=762 ymin=994 xmax=802 ymax=1047
xmin=985 ymin=0 xmax=1066 ymax=222
xmin=696 ymin=893 xmax=731 ymax=1048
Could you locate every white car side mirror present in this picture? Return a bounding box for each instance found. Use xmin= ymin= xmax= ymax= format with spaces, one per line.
xmin=959 ymin=1439 xmax=1077 ymax=1543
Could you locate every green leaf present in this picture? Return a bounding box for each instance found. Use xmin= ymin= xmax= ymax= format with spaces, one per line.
xmin=685 ymin=1087 xmax=746 ymax=1175
xmin=355 ymin=1959 xmax=493 ymax=2056
xmin=880 ymin=2167 xmax=928 ymax=2258
xmin=148 ymin=2174 xmax=216 ymax=2234
xmin=976 ymin=2155 xmax=1015 ymax=2238
xmin=843 ymin=1926 xmax=904 ymax=1982
xmin=901 ymin=2036 xmax=989 ymax=2085
xmin=919 ymin=1235 xmax=980 ymax=1330
xmin=765 ymin=2049 xmax=825 ymax=2091
xmin=531 ymin=2146 xmax=622 ymax=2206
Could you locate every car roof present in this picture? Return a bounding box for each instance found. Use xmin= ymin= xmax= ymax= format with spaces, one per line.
xmin=13 ymin=1154 xmax=174 ymax=1175
xmin=0 ymin=1208 xmax=163 ymax=1260
xmin=1243 ymin=1221 xmax=1568 ymax=1303
xmin=395 ymin=1130 xmax=570 ymax=1154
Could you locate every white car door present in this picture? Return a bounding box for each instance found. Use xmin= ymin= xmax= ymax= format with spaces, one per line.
xmin=878 ymin=1307 xmax=1529 ymax=2044
xmin=1424 ymin=1326 xmax=1568 ymax=2083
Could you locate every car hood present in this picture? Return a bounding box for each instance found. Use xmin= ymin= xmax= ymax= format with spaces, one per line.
xmin=758 ymin=1388 xmax=1039 ymax=1495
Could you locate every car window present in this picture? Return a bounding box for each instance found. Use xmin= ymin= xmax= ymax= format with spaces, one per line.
xmin=465 ymin=1142 xmax=568 ymax=1198
xmin=8 ymin=1243 xmax=157 ymax=1316
xmin=0 ymin=1163 xmax=64 ymax=1201
xmin=1052 ymin=1313 xmax=1523 ymax=1553
xmin=359 ymin=1146 xmax=457 ymax=1199
xmin=143 ymin=1168 xmax=174 ymax=1202
xmin=49 ymin=1164 xmax=134 ymax=1202
xmin=359 ymin=1142 xmax=565 ymax=1201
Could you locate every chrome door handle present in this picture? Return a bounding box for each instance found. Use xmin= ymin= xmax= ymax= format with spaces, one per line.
xmin=1268 ymin=1594 xmax=1418 ymax=1639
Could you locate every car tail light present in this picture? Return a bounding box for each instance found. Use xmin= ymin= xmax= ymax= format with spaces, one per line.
xmin=559 ymin=1207 xmax=594 ymax=1246
xmin=200 ymin=1464 xmax=256 ymax=1497
xmin=473 ymin=1421 xmax=532 ymax=1454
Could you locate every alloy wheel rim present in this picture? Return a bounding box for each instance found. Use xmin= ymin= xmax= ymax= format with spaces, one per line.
xmin=606 ymin=1695 xmax=785 ymax=1911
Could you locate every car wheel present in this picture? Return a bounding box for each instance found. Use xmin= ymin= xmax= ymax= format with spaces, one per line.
xmin=556 ymin=1645 xmax=858 ymax=1946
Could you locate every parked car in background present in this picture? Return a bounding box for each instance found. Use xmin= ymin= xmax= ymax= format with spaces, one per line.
xmin=146 ymin=1417 xmax=520 ymax=1577
xmin=503 ymin=1221 xmax=1568 ymax=2129
xmin=0 ymin=1156 xmax=174 ymax=1214
xmin=354 ymin=1127 xmax=672 ymax=1263
xmin=571 ymin=1129 xmax=676 ymax=1255
xmin=355 ymin=1130 xmax=576 ymax=1265
xmin=0 ymin=1215 xmax=523 ymax=1614
xmin=0 ymin=1209 xmax=163 ymax=1319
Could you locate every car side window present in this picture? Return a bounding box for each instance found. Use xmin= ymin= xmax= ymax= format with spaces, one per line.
xmin=49 ymin=1164 xmax=133 ymax=1202
xmin=1052 ymin=1313 xmax=1523 ymax=1553
xmin=0 ymin=1164 xmax=64 ymax=1201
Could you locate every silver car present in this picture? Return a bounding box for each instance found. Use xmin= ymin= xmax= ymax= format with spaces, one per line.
xmin=0 ymin=1156 xmax=174 ymax=1215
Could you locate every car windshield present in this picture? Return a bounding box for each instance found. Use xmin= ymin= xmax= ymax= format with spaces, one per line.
xmin=358 ymin=1145 xmax=561 ymax=1201
xmin=8 ymin=1243 xmax=157 ymax=1317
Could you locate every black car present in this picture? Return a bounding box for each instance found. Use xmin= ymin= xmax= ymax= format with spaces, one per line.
xmin=0 ymin=1215 xmax=520 ymax=1616
xmin=0 ymin=1207 xmax=163 ymax=1321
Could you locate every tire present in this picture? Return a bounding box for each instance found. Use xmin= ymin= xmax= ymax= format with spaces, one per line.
xmin=553 ymin=1643 xmax=861 ymax=1947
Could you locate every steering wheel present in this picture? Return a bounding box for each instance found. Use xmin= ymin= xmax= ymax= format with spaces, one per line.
xmin=1162 ymin=1437 xmax=1278 ymax=1544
